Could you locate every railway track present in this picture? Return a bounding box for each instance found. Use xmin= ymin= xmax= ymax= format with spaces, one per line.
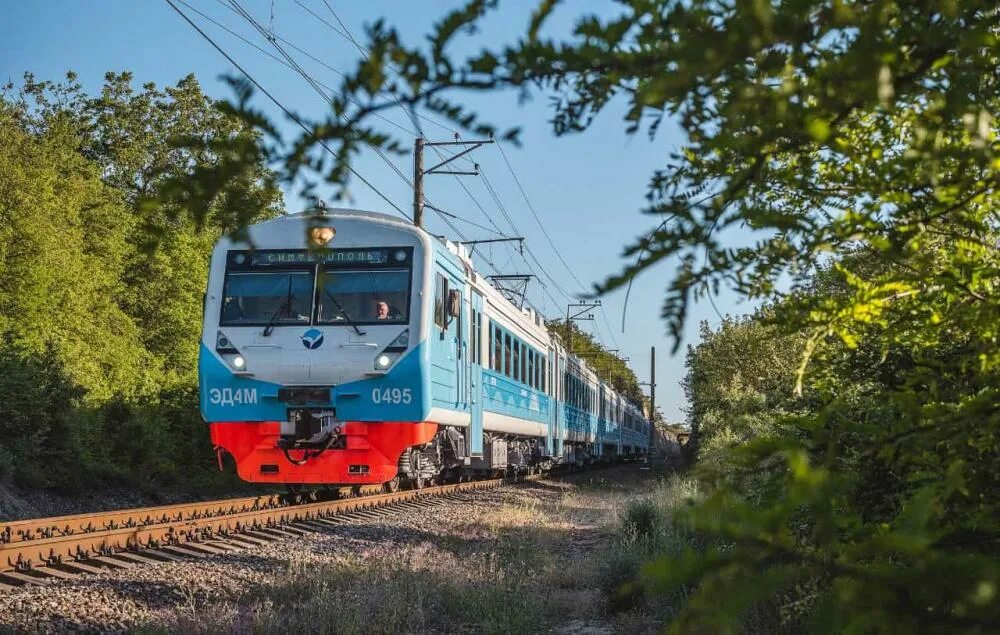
xmin=0 ymin=473 xmax=549 ymax=590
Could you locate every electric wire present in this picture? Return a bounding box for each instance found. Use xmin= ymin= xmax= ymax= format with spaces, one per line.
xmin=308 ymin=0 xmax=458 ymax=137
xmin=324 ymin=3 xmax=630 ymax=384
xmin=210 ymin=0 xmax=457 ymax=139
xmin=497 ymin=140 xmax=591 ymax=295
xmin=227 ymin=0 xmax=412 ymax=189
xmin=180 ymin=0 xmax=416 ymax=139
xmin=164 ymin=0 xmax=409 ymax=218
xmin=306 ymin=1 xmax=513 ymax=245
xmin=314 ymin=2 xmax=611 ymax=353
xmin=224 ymin=0 xmax=497 ymax=240
xmin=187 ymin=0 xmax=493 ymax=240
xmin=199 ymin=0 xmax=595 ymax=331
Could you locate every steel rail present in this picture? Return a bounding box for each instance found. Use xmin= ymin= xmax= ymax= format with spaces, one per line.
xmin=0 ymin=493 xmax=286 ymax=545
xmin=0 ymin=473 xmax=544 ymax=576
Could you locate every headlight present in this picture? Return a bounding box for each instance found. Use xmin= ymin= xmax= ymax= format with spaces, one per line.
xmin=231 ymin=355 xmax=246 ymax=370
xmin=373 ymin=329 xmax=408 ymax=371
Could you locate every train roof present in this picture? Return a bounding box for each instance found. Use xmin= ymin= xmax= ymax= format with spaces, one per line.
xmin=241 ymin=206 xmax=648 ymax=419
xmin=261 ymin=208 xmax=423 ymax=232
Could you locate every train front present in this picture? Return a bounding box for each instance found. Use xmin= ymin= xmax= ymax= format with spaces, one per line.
xmin=199 ymin=210 xmax=434 ymax=485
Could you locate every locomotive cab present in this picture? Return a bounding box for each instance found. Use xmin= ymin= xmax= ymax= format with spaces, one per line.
xmin=199 ymin=209 xmax=437 ymax=485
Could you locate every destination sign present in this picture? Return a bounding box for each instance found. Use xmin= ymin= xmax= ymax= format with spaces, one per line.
xmin=247 ymin=249 xmax=389 ymax=267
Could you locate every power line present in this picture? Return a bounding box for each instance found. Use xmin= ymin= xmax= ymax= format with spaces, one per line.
xmin=304 ymin=2 xmax=526 ymax=256
xmin=227 ymin=0 xmax=412 ymax=186
xmin=303 ymin=0 xmax=459 ymax=137
xmin=229 ymin=0 xmax=509 ymax=246
xmin=164 ymin=0 xmax=409 ymax=218
xmin=497 ymin=140 xmax=591 ymax=295
xmin=208 ymin=0 xmax=425 ymax=138
xmin=306 ymin=1 xmax=515 ymax=247
xmin=225 ymin=0 xmax=489 ymax=241
xmin=194 ymin=0 xmax=584 ymax=324
xmin=182 ymin=0 xmax=423 ymax=141
xmin=330 ymin=8 xmax=625 ymax=369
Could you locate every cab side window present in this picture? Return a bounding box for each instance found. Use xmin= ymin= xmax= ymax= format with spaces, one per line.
xmin=434 ymin=274 xmax=447 ymax=328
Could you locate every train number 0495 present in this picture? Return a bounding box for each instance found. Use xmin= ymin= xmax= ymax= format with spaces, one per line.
xmin=371 ymin=387 xmax=412 ymax=405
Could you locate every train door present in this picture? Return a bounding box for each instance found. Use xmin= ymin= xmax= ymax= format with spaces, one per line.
xmin=467 ymin=290 xmax=484 ymax=455
xmin=545 ymin=346 xmax=554 ymax=456
xmin=597 ymin=385 xmax=605 ymax=458
xmin=432 ymin=270 xmax=462 ymax=409
xmin=550 ymin=347 xmax=561 ymax=457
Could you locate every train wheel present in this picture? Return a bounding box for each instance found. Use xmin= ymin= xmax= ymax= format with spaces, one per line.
xmin=384 ymin=477 xmax=400 ymax=493
xmin=284 ymin=485 xmax=304 ymax=505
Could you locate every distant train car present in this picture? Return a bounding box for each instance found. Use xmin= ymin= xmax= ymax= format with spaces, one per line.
xmin=199 ymin=208 xmax=649 ymax=489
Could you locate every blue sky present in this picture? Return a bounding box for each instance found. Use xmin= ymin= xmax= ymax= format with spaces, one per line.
xmin=2 ymin=1 xmax=754 ymax=423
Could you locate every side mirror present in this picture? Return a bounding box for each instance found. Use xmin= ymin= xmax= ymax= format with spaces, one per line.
xmin=447 ymin=289 xmax=462 ymax=318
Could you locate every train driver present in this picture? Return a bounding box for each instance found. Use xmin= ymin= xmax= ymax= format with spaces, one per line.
xmin=374 ymin=300 xmax=401 ymax=321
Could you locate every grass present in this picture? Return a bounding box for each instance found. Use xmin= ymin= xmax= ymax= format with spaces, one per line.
xmin=137 ymin=468 xmax=705 ymax=634
xmin=144 ymin=552 xmax=546 ymax=635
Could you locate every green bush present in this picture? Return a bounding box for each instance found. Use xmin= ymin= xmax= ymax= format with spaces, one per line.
xmin=0 ymin=72 xmax=281 ymax=493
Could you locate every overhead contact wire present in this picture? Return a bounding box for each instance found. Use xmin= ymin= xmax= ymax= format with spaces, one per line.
xmin=164 ymin=0 xmax=410 ymax=219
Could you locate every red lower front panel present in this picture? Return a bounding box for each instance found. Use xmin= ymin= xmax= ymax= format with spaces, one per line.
xmin=210 ymin=421 xmax=438 ymax=485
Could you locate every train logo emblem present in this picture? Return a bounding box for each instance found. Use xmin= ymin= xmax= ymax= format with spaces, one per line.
xmin=301 ymin=328 xmax=324 ymax=349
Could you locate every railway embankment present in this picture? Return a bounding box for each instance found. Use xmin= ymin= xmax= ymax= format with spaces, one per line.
xmin=0 ymin=465 xmax=688 ymax=633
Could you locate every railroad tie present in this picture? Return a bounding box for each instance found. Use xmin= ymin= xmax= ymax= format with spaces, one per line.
xmin=27 ymin=567 xmax=77 ymax=581
xmin=253 ymin=527 xmax=297 ymax=539
xmin=201 ymin=540 xmax=243 ymax=552
xmin=225 ymin=533 xmax=270 ymax=547
xmin=242 ymin=530 xmax=282 ymax=543
xmin=159 ymin=544 xmax=209 ymax=559
xmin=140 ymin=548 xmax=186 ymax=563
xmin=0 ymin=571 xmax=49 ymax=586
xmin=295 ymin=520 xmax=335 ymax=532
xmin=90 ymin=555 xmax=135 ymax=570
xmin=179 ymin=542 xmax=231 ymax=555
xmin=55 ymin=561 xmax=106 ymax=575
xmin=303 ymin=518 xmax=346 ymax=529
xmin=111 ymin=552 xmax=165 ymax=566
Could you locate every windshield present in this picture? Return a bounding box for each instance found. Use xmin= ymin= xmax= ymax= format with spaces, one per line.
xmin=221 ymin=272 xmax=314 ymax=325
xmin=316 ymin=269 xmax=410 ymax=324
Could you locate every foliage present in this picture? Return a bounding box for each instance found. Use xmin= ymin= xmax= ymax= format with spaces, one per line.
xmin=683 ymin=313 xmax=808 ymax=466
xmin=0 ymin=72 xmax=281 ymax=490
xmin=156 ymin=0 xmax=1000 ymax=630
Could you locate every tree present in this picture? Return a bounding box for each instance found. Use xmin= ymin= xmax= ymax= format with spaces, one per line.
xmin=0 ymin=72 xmax=281 ymax=489
xmin=683 ymin=314 xmax=806 ymax=467
xmin=159 ymin=1 xmax=1000 ymax=629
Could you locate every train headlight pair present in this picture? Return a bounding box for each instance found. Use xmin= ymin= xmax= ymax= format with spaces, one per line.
xmin=373 ymin=329 xmax=409 ymax=371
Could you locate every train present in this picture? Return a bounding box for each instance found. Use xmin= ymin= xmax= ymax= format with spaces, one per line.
xmin=199 ymin=208 xmax=650 ymax=490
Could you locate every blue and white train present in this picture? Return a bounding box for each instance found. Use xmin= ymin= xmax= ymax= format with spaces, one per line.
xmin=200 ymin=208 xmax=650 ymax=489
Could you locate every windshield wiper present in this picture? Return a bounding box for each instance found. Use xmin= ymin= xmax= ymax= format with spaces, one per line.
xmin=322 ymin=288 xmax=366 ymax=336
xmin=263 ymin=278 xmax=295 ymax=337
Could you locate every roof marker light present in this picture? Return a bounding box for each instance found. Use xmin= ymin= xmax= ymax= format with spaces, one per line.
xmin=309 ymin=226 xmax=336 ymax=246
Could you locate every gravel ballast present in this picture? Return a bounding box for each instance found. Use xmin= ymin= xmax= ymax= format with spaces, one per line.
xmin=0 ymin=467 xmax=660 ymax=633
